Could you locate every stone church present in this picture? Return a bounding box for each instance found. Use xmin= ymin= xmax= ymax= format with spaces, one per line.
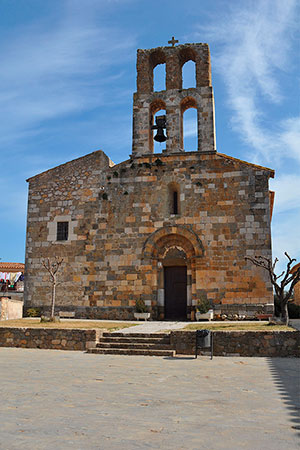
xmin=24 ymin=41 xmax=275 ymax=320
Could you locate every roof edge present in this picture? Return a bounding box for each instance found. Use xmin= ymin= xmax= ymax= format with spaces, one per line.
xmin=216 ymin=152 xmax=275 ymax=177
xmin=26 ymin=150 xmax=115 ymax=182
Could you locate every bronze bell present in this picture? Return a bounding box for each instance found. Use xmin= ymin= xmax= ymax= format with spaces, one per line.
xmin=151 ymin=115 xmax=167 ymax=142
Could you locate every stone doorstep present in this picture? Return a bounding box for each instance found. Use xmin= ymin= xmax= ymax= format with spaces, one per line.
xmin=97 ymin=343 xmax=172 ymax=350
xmin=88 ymin=348 xmax=175 ymax=357
xmin=100 ymin=337 xmax=170 ymax=344
xmin=88 ymin=332 xmax=174 ymax=357
xmin=105 ymin=332 xmax=169 ymax=338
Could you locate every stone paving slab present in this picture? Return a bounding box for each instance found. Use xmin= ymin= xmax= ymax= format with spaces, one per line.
xmin=113 ymin=321 xmax=189 ymax=333
xmin=0 ymin=348 xmax=299 ymax=450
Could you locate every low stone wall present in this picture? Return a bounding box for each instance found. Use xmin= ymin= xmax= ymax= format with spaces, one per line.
xmin=0 ymin=327 xmax=101 ymax=351
xmin=170 ymin=330 xmax=300 ymax=357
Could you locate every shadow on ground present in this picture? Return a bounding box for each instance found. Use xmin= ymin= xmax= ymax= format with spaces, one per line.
xmin=267 ymin=358 xmax=300 ymax=437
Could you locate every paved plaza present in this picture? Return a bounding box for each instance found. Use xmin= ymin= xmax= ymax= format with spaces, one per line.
xmin=0 ymin=348 xmax=299 ymax=450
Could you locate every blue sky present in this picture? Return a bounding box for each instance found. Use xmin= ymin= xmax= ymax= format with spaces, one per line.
xmin=0 ymin=0 xmax=299 ymax=274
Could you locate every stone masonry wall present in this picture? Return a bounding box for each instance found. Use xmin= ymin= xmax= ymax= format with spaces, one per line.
xmin=0 ymin=327 xmax=100 ymax=351
xmin=24 ymin=149 xmax=274 ymax=320
xmin=170 ymin=330 xmax=300 ymax=357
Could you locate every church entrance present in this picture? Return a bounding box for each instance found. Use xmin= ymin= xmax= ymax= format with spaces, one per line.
xmin=164 ymin=266 xmax=187 ymax=320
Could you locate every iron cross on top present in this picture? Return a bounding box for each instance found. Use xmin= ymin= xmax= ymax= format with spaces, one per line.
xmin=168 ymin=36 xmax=179 ymax=47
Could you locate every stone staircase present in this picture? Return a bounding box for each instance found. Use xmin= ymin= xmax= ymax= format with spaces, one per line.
xmin=87 ymin=332 xmax=175 ymax=357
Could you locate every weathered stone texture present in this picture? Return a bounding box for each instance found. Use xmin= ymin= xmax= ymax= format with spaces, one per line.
xmin=0 ymin=327 xmax=100 ymax=350
xmin=170 ymin=330 xmax=300 ymax=357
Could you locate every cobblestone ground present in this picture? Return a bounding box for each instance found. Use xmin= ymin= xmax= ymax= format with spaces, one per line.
xmin=0 ymin=348 xmax=299 ymax=450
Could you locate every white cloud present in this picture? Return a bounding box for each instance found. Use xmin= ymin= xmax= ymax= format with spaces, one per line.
xmin=270 ymin=174 xmax=300 ymax=213
xmin=272 ymin=210 xmax=300 ymax=269
xmin=194 ymin=0 xmax=299 ymax=166
xmin=0 ymin=4 xmax=136 ymax=147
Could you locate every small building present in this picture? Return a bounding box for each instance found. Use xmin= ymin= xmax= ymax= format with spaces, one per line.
xmin=24 ymin=41 xmax=275 ymax=320
xmin=0 ymin=262 xmax=24 ymax=294
xmin=0 ymin=262 xmax=24 ymax=320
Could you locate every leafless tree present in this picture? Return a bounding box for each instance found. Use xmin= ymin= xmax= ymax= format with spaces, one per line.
xmin=245 ymin=252 xmax=300 ymax=324
xmin=42 ymin=257 xmax=64 ymax=320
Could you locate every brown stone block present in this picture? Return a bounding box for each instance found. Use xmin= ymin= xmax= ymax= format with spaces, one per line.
xmin=125 ymin=216 xmax=136 ymax=223
xmin=126 ymin=274 xmax=137 ymax=280
xmin=73 ymin=275 xmax=81 ymax=282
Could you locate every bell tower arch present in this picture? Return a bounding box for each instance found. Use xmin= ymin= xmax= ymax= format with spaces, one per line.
xmin=132 ymin=39 xmax=216 ymax=157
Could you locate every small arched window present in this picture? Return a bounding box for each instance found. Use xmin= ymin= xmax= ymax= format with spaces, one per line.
xmin=168 ymin=183 xmax=180 ymax=215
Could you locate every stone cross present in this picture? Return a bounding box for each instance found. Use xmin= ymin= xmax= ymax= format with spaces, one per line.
xmin=168 ymin=36 xmax=179 ymax=47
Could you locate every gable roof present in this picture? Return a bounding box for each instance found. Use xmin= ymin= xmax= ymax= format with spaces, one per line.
xmin=217 ymin=153 xmax=275 ymax=177
xmin=26 ymin=150 xmax=115 ymax=182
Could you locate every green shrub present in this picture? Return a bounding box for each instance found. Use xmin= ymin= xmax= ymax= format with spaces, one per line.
xmin=135 ymin=299 xmax=147 ymax=313
xmin=196 ymin=297 xmax=211 ymax=314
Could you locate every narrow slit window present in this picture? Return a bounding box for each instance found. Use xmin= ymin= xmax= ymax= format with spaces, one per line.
xmin=173 ymin=191 xmax=178 ymax=215
xmin=57 ymin=222 xmax=69 ymax=241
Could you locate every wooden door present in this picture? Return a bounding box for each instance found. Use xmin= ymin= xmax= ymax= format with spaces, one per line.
xmin=164 ymin=266 xmax=187 ymax=320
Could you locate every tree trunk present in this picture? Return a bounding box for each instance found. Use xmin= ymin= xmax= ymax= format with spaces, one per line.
xmin=280 ymin=301 xmax=289 ymax=325
xmin=50 ymin=280 xmax=56 ymax=319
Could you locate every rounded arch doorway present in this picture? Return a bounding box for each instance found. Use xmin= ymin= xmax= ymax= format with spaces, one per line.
xmin=163 ymin=247 xmax=187 ymax=320
xmin=142 ymin=226 xmax=204 ymax=321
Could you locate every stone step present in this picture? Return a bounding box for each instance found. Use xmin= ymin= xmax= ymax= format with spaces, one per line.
xmin=87 ymin=348 xmax=175 ymax=357
xmin=97 ymin=342 xmax=172 ymax=350
xmin=100 ymin=336 xmax=170 ymax=344
xmin=104 ymin=332 xmax=169 ymax=338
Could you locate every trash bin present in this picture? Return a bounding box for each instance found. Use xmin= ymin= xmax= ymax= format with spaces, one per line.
xmin=195 ymin=329 xmax=213 ymax=359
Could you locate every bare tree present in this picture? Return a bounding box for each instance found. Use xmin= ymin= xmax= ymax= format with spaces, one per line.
xmin=42 ymin=257 xmax=64 ymax=320
xmin=245 ymin=252 xmax=300 ymax=324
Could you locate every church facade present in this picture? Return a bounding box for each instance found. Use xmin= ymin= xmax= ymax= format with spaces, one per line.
xmin=24 ymin=42 xmax=275 ymax=320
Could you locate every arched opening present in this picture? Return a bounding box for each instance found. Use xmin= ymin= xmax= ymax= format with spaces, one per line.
xmin=168 ymin=182 xmax=180 ymax=215
xmin=150 ymin=99 xmax=166 ymax=153
xmin=179 ymin=48 xmax=197 ymax=89
xmin=153 ymin=63 xmax=166 ymax=91
xmin=182 ymin=60 xmax=196 ymax=89
xmin=149 ymin=50 xmax=166 ymax=92
xmin=180 ymin=97 xmax=198 ymax=151
xmin=142 ymin=227 xmax=204 ymax=321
